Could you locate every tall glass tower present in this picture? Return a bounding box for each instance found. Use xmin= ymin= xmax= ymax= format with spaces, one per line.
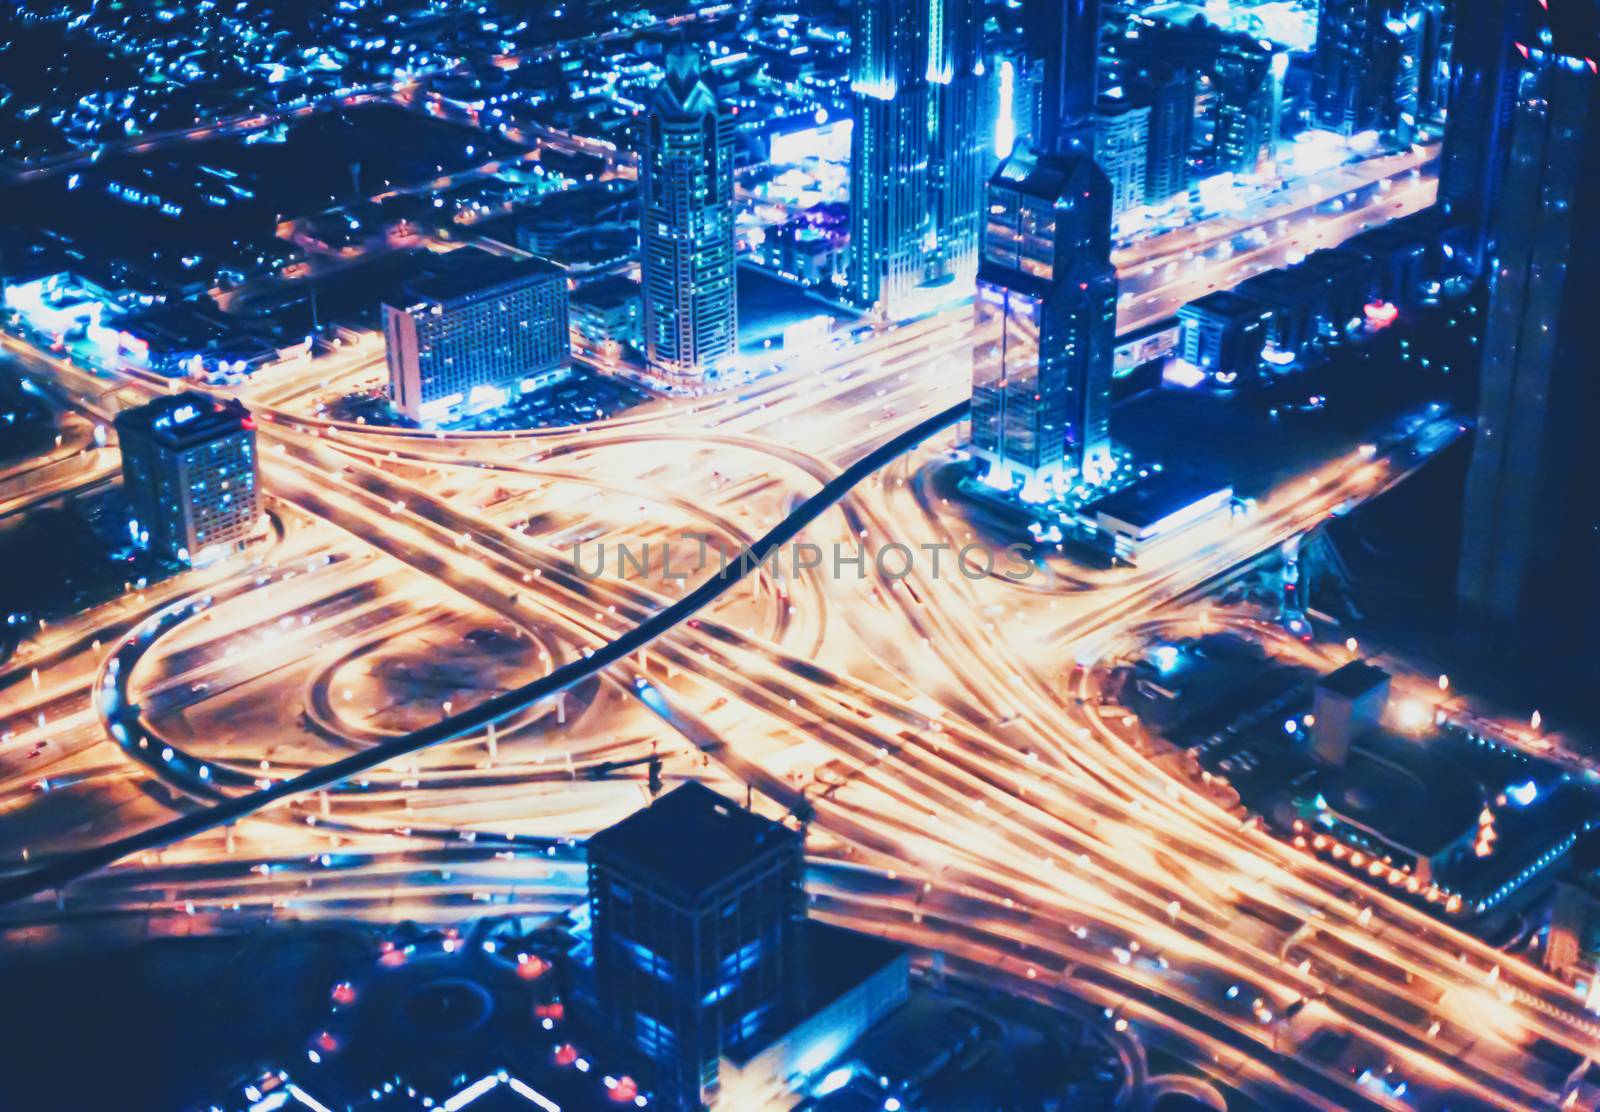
xmin=640 ymin=44 xmax=737 ymax=391
xmin=1313 ymin=0 xmax=1425 ymax=143
xmin=1458 ymin=0 xmax=1600 ymax=662
xmin=970 ymin=148 xmax=1117 ymax=496
xmin=1437 ymin=0 xmax=1522 ymax=274
xmin=849 ymin=0 xmax=984 ymax=316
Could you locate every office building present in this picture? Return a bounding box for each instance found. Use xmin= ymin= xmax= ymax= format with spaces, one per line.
xmin=849 ymin=0 xmax=984 ymax=316
xmin=1416 ymin=0 xmax=1456 ymax=123
xmin=640 ymin=44 xmax=738 ymax=389
xmin=1135 ymin=66 xmax=1196 ymax=207
xmin=569 ymin=275 xmax=642 ymax=364
xmin=383 ymin=247 xmax=569 ymax=423
xmin=114 ymin=391 xmax=259 ymax=564
xmin=1215 ymin=37 xmax=1283 ymax=176
xmin=1437 ymin=0 xmax=1521 ymax=274
xmin=1029 ymin=0 xmax=1103 ymax=153
xmin=970 ymin=148 xmax=1117 ymax=495
xmin=1176 ymin=291 xmax=1270 ymax=381
xmin=1310 ymin=661 xmax=1391 ymax=767
xmin=587 ymin=782 xmax=807 ymax=1109
xmin=1313 ymin=0 xmax=1424 ymax=143
xmin=1457 ymin=0 xmax=1600 ymax=665
xmin=1094 ymin=97 xmax=1149 ymax=223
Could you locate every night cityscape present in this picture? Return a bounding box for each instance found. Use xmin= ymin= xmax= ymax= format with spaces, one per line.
xmin=1 ymin=0 xmax=1598 ymax=1108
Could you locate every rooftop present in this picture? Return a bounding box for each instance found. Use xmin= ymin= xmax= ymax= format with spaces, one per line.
xmin=586 ymin=782 xmax=800 ymax=901
xmin=1316 ymin=660 xmax=1392 ymax=700
xmin=1084 ymin=469 xmax=1231 ymax=530
xmin=397 ymin=247 xmax=564 ymax=309
xmin=112 ymin=391 xmax=253 ymax=448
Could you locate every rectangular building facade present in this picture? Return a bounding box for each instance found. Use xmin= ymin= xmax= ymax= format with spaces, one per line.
xmin=384 ymin=248 xmax=569 ymax=423
xmin=970 ymin=148 xmax=1117 ymax=496
xmin=114 ymin=391 xmax=259 ymax=564
xmin=588 ymin=783 xmax=807 ymax=1109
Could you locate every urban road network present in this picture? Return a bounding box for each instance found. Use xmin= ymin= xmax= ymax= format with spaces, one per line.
xmin=0 ymin=188 xmax=1593 ymax=1111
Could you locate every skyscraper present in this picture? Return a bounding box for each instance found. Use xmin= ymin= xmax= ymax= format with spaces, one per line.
xmin=1134 ymin=66 xmax=1195 ymax=208
xmin=849 ymin=0 xmax=984 ymax=316
xmin=1457 ymin=0 xmax=1600 ymax=664
xmin=640 ymin=44 xmax=737 ymax=390
xmin=1029 ymin=0 xmax=1102 ymax=154
xmin=1416 ymin=0 xmax=1456 ymax=124
xmin=1094 ymin=97 xmax=1149 ymax=222
xmin=1213 ymin=37 xmax=1283 ymax=176
xmin=587 ymin=782 xmax=807 ymax=1109
xmin=970 ymin=148 xmax=1117 ymax=495
xmin=1437 ymin=0 xmax=1521 ymax=274
xmin=1313 ymin=0 xmax=1424 ymax=143
xmin=115 ymin=391 xmax=259 ymax=565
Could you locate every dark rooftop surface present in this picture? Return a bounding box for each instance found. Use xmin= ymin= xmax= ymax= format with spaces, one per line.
xmin=585 ymin=782 xmax=800 ymax=900
xmin=399 ymin=247 xmax=564 ymax=308
xmin=113 ymin=391 xmax=253 ymax=448
xmin=1084 ymin=468 xmax=1230 ymax=529
xmin=1316 ymin=660 xmax=1392 ymax=699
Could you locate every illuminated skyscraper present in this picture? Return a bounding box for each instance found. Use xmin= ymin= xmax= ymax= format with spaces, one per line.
xmin=587 ymin=782 xmax=806 ymax=1109
xmin=970 ymin=148 xmax=1117 ymax=494
xmin=1213 ymin=37 xmax=1283 ymax=176
xmin=1134 ymin=66 xmax=1195 ymax=208
xmin=1094 ymin=97 xmax=1149 ymax=222
xmin=849 ymin=0 xmax=984 ymax=315
xmin=115 ymin=391 xmax=259 ymax=564
xmin=1457 ymin=0 xmax=1600 ymax=662
xmin=640 ymin=44 xmax=738 ymax=389
xmin=1313 ymin=0 xmax=1424 ymax=143
xmin=1437 ymin=0 xmax=1521 ymax=274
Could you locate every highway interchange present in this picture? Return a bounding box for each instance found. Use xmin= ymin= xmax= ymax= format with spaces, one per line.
xmin=2 ymin=162 xmax=1598 ymax=1110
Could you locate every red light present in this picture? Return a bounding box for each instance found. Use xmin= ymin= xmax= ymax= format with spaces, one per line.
xmin=1363 ymin=301 xmax=1399 ymax=328
xmin=315 ymin=1031 xmax=338 ymax=1053
xmin=330 ymin=982 xmax=356 ymax=1006
xmin=516 ymin=955 xmax=548 ymax=979
xmin=536 ymin=1002 xmax=565 ymax=1020
xmin=610 ymin=1077 xmax=638 ymax=1102
xmin=554 ymin=1044 xmax=578 ymax=1067
xmin=240 ymin=417 xmax=256 ymax=430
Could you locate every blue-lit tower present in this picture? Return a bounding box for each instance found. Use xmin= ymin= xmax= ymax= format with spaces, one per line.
xmin=1437 ymin=0 xmax=1523 ymax=274
xmin=1313 ymin=0 xmax=1426 ymax=144
xmin=849 ymin=0 xmax=984 ymax=316
xmin=1457 ymin=0 xmax=1600 ymax=664
xmin=640 ymin=44 xmax=738 ymax=390
xmin=970 ymin=147 xmax=1117 ymax=495
xmin=114 ymin=392 xmax=260 ymax=565
xmin=587 ymin=782 xmax=807 ymax=1109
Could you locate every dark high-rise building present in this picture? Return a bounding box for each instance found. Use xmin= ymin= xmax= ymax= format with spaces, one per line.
xmin=1213 ymin=37 xmax=1283 ymax=176
xmin=1437 ymin=0 xmax=1522 ymax=274
xmin=1313 ymin=0 xmax=1424 ymax=142
xmin=970 ymin=148 xmax=1117 ymax=495
xmin=1094 ymin=96 xmax=1149 ymax=222
xmin=587 ymin=782 xmax=807 ymax=1109
xmin=1457 ymin=0 xmax=1600 ymax=664
xmin=640 ymin=44 xmax=738 ymax=389
xmin=849 ymin=0 xmax=984 ymax=316
xmin=1416 ymin=0 xmax=1456 ymax=123
xmin=115 ymin=392 xmax=259 ymax=564
xmin=1134 ymin=66 xmax=1196 ymax=207
xmin=383 ymin=247 xmax=570 ymax=423
xmin=1028 ymin=0 xmax=1103 ymax=154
